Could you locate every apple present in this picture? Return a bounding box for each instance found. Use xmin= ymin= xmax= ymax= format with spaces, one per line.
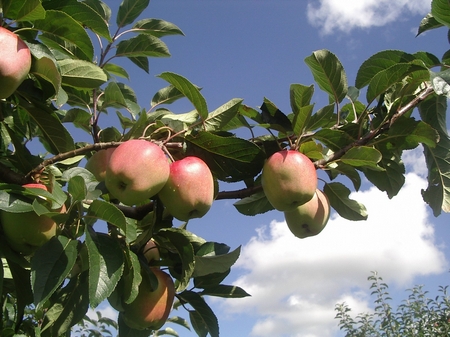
xmin=143 ymin=239 xmax=160 ymax=266
xmin=105 ymin=139 xmax=170 ymax=206
xmin=158 ymin=156 xmax=214 ymax=221
xmin=261 ymin=150 xmax=317 ymax=211
xmin=122 ymin=268 xmax=175 ymax=330
xmin=0 ymin=27 xmax=31 ymax=99
xmin=0 ymin=183 xmax=65 ymax=255
xmin=284 ymin=189 xmax=330 ymax=239
xmin=85 ymin=148 xmax=115 ymax=181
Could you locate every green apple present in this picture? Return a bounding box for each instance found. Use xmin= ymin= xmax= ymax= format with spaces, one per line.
xmin=105 ymin=139 xmax=170 ymax=206
xmin=284 ymin=189 xmax=330 ymax=239
xmin=85 ymin=148 xmax=115 ymax=181
xmin=261 ymin=150 xmax=317 ymax=211
xmin=122 ymin=268 xmax=175 ymax=330
xmin=0 ymin=183 xmax=65 ymax=255
xmin=0 ymin=27 xmax=31 ymax=99
xmin=158 ymin=156 xmax=214 ymax=221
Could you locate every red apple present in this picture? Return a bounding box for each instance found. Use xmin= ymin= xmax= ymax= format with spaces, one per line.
xmin=105 ymin=140 xmax=170 ymax=206
xmin=0 ymin=27 xmax=31 ymax=99
xmin=284 ymin=189 xmax=330 ymax=238
xmin=261 ymin=150 xmax=317 ymax=211
xmin=122 ymin=268 xmax=175 ymax=330
xmin=0 ymin=183 xmax=65 ymax=255
xmin=158 ymin=156 xmax=214 ymax=221
xmin=85 ymin=148 xmax=115 ymax=181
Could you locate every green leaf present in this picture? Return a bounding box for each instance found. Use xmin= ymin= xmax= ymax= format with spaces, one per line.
xmin=432 ymin=0 xmax=450 ymax=28
xmin=233 ymin=191 xmax=274 ymax=216
xmin=293 ymin=104 xmax=314 ymax=136
xmin=304 ymin=49 xmax=348 ymax=103
xmin=103 ymin=63 xmax=130 ymax=79
xmin=157 ymin=72 xmax=208 ymax=120
xmin=34 ymin=10 xmax=94 ymax=61
xmin=417 ymin=13 xmax=444 ymax=36
xmin=194 ymin=270 xmax=231 ymax=289
xmin=355 ymin=50 xmax=416 ymax=89
xmin=324 ymin=182 xmax=368 ymax=221
xmin=116 ymin=0 xmax=149 ymax=27
xmin=43 ymin=0 xmax=111 ymax=41
xmin=151 ymin=85 xmax=193 ymax=109
xmin=2 ymin=0 xmax=45 ymax=21
xmin=185 ymin=131 xmax=266 ymax=182
xmin=290 ymin=84 xmax=315 ymax=113
xmin=203 ymin=99 xmax=243 ymax=132
xmin=133 ymin=18 xmax=185 ymax=37
xmin=419 ymin=94 xmax=450 ymax=215
xmin=121 ymin=247 xmax=142 ymax=305
xmin=339 ymin=146 xmax=383 ymax=170
xmin=62 ymin=108 xmax=91 ymax=133
xmin=68 ymin=175 xmax=87 ymax=202
xmin=103 ymin=82 xmax=127 ymax=109
xmin=30 ymin=55 xmax=61 ymax=98
xmin=87 ymin=200 xmax=127 ymax=234
xmin=193 ymin=246 xmax=241 ymax=277
xmin=179 ymin=291 xmax=219 ymax=337
xmin=260 ymin=98 xmax=293 ymax=132
xmin=314 ymin=129 xmax=355 ymax=152
xmin=325 ymin=162 xmax=362 ymax=191
xmin=85 ymin=229 xmax=124 ymax=308
xmin=31 ymin=237 xmax=78 ymax=311
xmin=58 ymin=59 xmax=107 ymax=89
xmin=199 ymin=285 xmax=250 ymax=298
xmin=306 ymin=103 xmax=336 ymax=131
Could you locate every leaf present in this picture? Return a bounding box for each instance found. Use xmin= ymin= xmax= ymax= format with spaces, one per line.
xmin=193 ymin=246 xmax=240 ymax=277
xmin=304 ymin=49 xmax=348 ymax=103
xmin=2 ymin=0 xmax=46 ymax=21
xmin=157 ymin=72 xmax=208 ymax=120
xmin=133 ymin=18 xmax=185 ymax=37
xmin=58 ymin=59 xmax=108 ymax=89
xmin=199 ymin=285 xmax=251 ymax=298
xmin=418 ymin=94 xmax=450 ymax=215
xmin=68 ymin=175 xmax=87 ymax=202
xmin=290 ymin=83 xmax=315 ymax=113
xmin=151 ymin=85 xmax=193 ymax=109
xmin=30 ymin=52 xmax=61 ymax=98
xmin=85 ymin=229 xmax=124 ymax=308
xmin=203 ymin=99 xmax=243 ymax=132
xmin=194 ymin=270 xmax=231 ymax=289
xmin=179 ymin=291 xmax=219 ymax=337
xmin=313 ymin=129 xmax=355 ymax=151
xmin=339 ymin=146 xmax=383 ymax=170
xmin=116 ymin=0 xmax=150 ymax=27
xmin=293 ymin=104 xmax=314 ymax=136
xmin=432 ymin=0 xmax=450 ymax=28
xmin=87 ymin=200 xmax=128 ymax=234
xmin=417 ymin=13 xmax=444 ymax=36
xmin=185 ymin=131 xmax=266 ymax=182
xmin=103 ymin=81 xmax=127 ymax=109
xmin=260 ymin=98 xmax=292 ymax=132
xmin=233 ymin=191 xmax=274 ymax=216
xmin=34 ymin=10 xmax=94 ymax=61
xmin=103 ymin=63 xmax=130 ymax=79
xmin=31 ymin=237 xmax=78 ymax=311
xmin=324 ymin=182 xmax=368 ymax=221
xmin=306 ymin=103 xmax=336 ymax=131
xmin=355 ymin=50 xmax=416 ymax=89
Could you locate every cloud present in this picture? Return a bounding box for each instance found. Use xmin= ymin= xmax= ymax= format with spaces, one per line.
xmin=306 ymin=0 xmax=431 ymax=35
xmin=222 ymin=172 xmax=447 ymax=337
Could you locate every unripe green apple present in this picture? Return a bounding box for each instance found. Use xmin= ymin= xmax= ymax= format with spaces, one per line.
xmin=284 ymin=189 xmax=330 ymax=239
xmin=85 ymin=148 xmax=115 ymax=181
xmin=0 ymin=183 xmax=65 ymax=255
xmin=105 ymin=139 xmax=170 ymax=206
xmin=158 ymin=156 xmax=214 ymax=221
xmin=0 ymin=27 xmax=31 ymax=99
xmin=261 ymin=150 xmax=317 ymax=211
xmin=122 ymin=268 xmax=175 ymax=330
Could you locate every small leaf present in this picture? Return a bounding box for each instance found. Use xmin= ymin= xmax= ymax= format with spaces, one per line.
xmin=233 ymin=191 xmax=274 ymax=216
xmin=116 ymin=0 xmax=150 ymax=27
xmin=260 ymin=98 xmax=292 ymax=132
xmin=199 ymin=285 xmax=251 ymax=298
xmin=58 ymin=59 xmax=107 ymax=89
xmin=290 ymin=83 xmax=315 ymax=113
xmin=203 ymin=99 xmax=243 ymax=132
xmin=193 ymin=246 xmax=241 ymax=277
xmin=417 ymin=13 xmax=443 ymax=36
xmin=339 ymin=146 xmax=383 ymax=170
xmin=68 ymin=175 xmax=87 ymax=202
xmin=324 ymin=182 xmax=368 ymax=221
xmin=133 ymin=18 xmax=185 ymax=37
xmin=87 ymin=200 xmax=127 ymax=234
xmin=304 ymin=49 xmax=348 ymax=103
xmin=2 ymin=0 xmax=46 ymax=21
xmin=432 ymin=0 xmax=450 ymax=28
xmin=179 ymin=291 xmax=219 ymax=337
xmin=157 ymin=72 xmax=208 ymax=120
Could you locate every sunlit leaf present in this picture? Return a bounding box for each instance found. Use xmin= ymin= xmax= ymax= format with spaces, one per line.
xmin=116 ymin=0 xmax=149 ymax=27
xmin=133 ymin=18 xmax=185 ymax=37
xmin=324 ymin=182 xmax=368 ymax=221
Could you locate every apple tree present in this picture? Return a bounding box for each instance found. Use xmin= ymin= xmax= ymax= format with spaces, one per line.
xmin=0 ymin=0 xmax=449 ymax=336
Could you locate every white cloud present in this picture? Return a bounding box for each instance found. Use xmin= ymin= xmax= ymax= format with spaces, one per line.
xmin=222 ymin=172 xmax=447 ymax=337
xmin=306 ymin=0 xmax=431 ymax=35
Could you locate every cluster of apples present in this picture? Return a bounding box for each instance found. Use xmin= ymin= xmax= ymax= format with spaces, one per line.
xmin=86 ymin=139 xmax=215 ymax=221
xmin=0 ymin=26 xmax=31 ymax=99
xmin=261 ymin=150 xmax=330 ymax=238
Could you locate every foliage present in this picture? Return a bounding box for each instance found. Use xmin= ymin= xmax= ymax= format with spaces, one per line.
xmin=335 ymin=272 xmax=450 ymax=337
xmin=0 ymin=0 xmax=449 ymax=336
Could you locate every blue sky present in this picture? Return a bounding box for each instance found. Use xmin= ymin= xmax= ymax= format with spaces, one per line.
xmin=84 ymin=1 xmax=450 ymax=336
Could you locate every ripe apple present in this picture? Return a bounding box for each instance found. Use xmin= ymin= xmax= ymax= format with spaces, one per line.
xmin=0 ymin=183 xmax=65 ymax=255
xmin=85 ymin=148 xmax=115 ymax=181
xmin=158 ymin=156 xmax=214 ymax=221
xmin=261 ymin=150 xmax=317 ymax=211
xmin=105 ymin=139 xmax=170 ymax=206
xmin=122 ymin=268 xmax=175 ymax=330
xmin=0 ymin=27 xmax=31 ymax=99
xmin=284 ymin=189 xmax=330 ymax=239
